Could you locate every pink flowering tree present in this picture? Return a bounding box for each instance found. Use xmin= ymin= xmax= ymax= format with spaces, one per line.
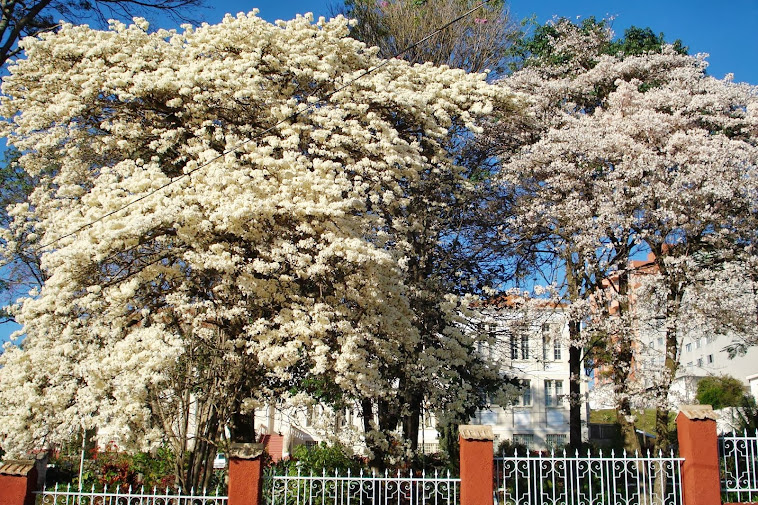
xmin=494 ymin=17 xmax=758 ymax=451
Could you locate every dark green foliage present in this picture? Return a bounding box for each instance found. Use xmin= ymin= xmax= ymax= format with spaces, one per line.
xmin=495 ymin=438 xmax=529 ymax=456
xmin=438 ymin=423 xmax=459 ymax=470
xmin=696 ymin=375 xmax=747 ymax=410
xmin=511 ymin=16 xmax=687 ymax=72
xmin=268 ymin=442 xmax=367 ymax=475
xmin=48 ymin=443 xmax=182 ymax=493
xmin=697 ymin=377 xmax=758 ymax=434
xmin=406 ymin=451 xmax=453 ymax=473
xmin=606 ymin=26 xmax=687 ymax=57
xmin=728 ymin=396 xmax=758 ymax=433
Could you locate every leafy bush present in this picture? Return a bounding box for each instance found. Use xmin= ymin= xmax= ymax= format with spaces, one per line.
xmin=496 ymin=438 xmax=531 ymax=456
xmin=696 ymin=375 xmax=747 ymax=410
xmin=268 ymin=442 xmax=368 ymax=475
xmin=48 ymin=442 xmax=176 ymax=492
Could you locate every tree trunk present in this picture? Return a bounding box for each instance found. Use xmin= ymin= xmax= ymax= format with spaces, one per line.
xmin=229 ymin=397 xmax=256 ymax=443
xmin=654 ymin=278 xmax=682 ymax=452
xmin=402 ymin=392 xmax=422 ymax=454
xmin=616 ymin=395 xmax=641 ymax=452
xmin=564 ymin=251 xmax=585 ymax=449
xmin=568 ymin=332 xmax=583 ymax=449
xmin=360 ymin=399 xmax=385 ymax=470
xmin=613 ymin=266 xmax=642 ymax=453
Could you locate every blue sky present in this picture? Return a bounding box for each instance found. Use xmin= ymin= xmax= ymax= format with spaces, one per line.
xmin=0 ymin=0 xmax=755 ymax=344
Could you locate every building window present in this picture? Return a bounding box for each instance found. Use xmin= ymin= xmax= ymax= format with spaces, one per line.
xmin=545 ymin=380 xmax=553 ymax=406
xmin=697 ymin=358 xmax=703 ymax=367
xmin=510 ymin=334 xmax=518 ymax=360
xmin=546 ymin=434 xmax=567 ymax=451
xmin=545 ymin=380 xmax=563 ymax=407
xmin=707 ymin=354 xmax=714 ymax=364
xmin=513 ymin=434 xmax=534 ymax=450
xmin=422 ymin=442 xmax=440 ymax=454
xmin=478 ymin=325 xmax=494 ymax=361
xmin=542 ymin=323 xmax=561 ymax=361
xmin=685 ymin=343 xmax=692 ymax=353
xmin=519 ymin=380 xmax=532 ymax=406
xmin=521 ymin=335 xmax=530 ymax=360
xmin=696 ymin=338 xmax=702 ymax=349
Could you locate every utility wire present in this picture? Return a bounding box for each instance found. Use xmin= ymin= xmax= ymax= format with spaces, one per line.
xmin=2 ymin=0 xmax=492 ymax=266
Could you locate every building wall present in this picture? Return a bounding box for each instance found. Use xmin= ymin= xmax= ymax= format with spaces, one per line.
xmin=464 ymin=305 xmax=589 ymax=452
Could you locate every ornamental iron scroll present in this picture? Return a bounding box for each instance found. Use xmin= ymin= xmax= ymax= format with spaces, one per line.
xmin=719 ymin=430 xmax=758 ymax=503
xmin=264 ymin=467 xmax=460 ymax=505
xmin=35 ymin=483 xmax=228 ymax=505
xmin=495 ymin=449 xmax=683 ymax=505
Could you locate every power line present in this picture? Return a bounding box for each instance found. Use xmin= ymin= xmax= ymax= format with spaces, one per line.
xmin=12 ymin=0 xmax=491 ymax=256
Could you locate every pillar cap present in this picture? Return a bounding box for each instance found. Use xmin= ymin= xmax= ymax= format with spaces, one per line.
xmin=678 ymin=405 xmax=719 ymax=420
xmin=229 ymin=443 xmax=265 ymax=460
xmin=459 ymin=425 xmax=494 ymax=441
xmin=0 ymin=460 xmax=35 ymax=476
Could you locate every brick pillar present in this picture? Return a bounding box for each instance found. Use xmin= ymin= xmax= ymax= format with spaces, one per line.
xmin=459 ymin=425 xmax=494 ymax=505
xmin=677 ymin=405 xmax=721 ymax=505
xmin=0 ymin=460 xmax=39 ymax=505
xmin=228 ymin=443 xmax=265 ymax=505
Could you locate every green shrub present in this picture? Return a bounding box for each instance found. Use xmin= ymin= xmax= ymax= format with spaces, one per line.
xmin=48 ymin=442 xmax=176 ymax=492
xmin=269 ymin=442 xmax=367 ymax=475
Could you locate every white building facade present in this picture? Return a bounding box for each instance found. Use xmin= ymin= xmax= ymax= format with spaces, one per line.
xmin=414 ymin=301 xmax=590 ymax=452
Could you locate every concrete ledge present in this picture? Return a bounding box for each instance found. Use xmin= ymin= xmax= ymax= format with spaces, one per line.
xmin=459 ymin=425 xmax=494 ymax=441
xmin=0 ymin=461 xmax=35 ymax=477
xmin=679 ymin=405 xmax=719 ymax=421
xmin=229 ymin=443 xmax=264 ymax=460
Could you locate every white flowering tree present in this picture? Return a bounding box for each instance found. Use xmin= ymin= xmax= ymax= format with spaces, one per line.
xmin=579 ymin=50 xmax=758 ymax=450
xmin=334 ymin=0 xmax=528 ymax=458
xmin=0 ymin=0 xmax=201 ymax=329
xmin=496 ymin=17 xmax=758 ymax=450
xmin=0 ymin=0 xmax=202 ymax=70
xmin=0 ymin=12 xmax=518 ymax=483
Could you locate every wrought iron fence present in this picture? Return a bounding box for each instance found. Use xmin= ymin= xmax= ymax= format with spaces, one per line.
xmin=495 ymin=449 xmax=683 ymax=505
xmin=264 ymin=468 xmax=460 ymax=505
xmin=719 ymin=431 xmax=758 ymax=503
xmin=35 ymin=483 xmax=228 ymax=505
